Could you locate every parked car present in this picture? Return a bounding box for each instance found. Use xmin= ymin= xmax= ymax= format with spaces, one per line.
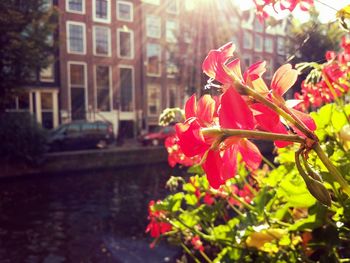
xmin=48 ymin=121 xmax=114 ymax=152
xmin=139 ymin=126 xmax=176 ymax=146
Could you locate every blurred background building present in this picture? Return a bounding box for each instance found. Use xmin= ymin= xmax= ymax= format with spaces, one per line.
xmin=6 ymin=0 xmax=290 ymax=140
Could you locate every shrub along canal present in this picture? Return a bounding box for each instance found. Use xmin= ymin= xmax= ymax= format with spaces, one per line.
xmin=0 ymin=163 xmax=180 ymax=262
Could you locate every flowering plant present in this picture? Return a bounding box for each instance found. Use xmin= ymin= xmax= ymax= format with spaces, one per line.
xmin=146 ymin=3 xmax=350 ymax=262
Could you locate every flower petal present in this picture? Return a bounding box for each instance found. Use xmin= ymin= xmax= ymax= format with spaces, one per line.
xmin=238 ymin=139 xmax=261 ymax=171
xmin=250 ymin=103 xmax=293 ymax=148
xmin=202 ymin=150 xmax=225 ymax=189
xmin=290 ymin=108 xmax=317 ymax=131
xmin=175 ymin=119 xmax=209 ymax=157
xmin=185 ymin=94 xmax=197 ymax=120
xmin=197 ymin=94 xmax=216 ymax=125
xmin=202 ymin=42 xmax=236 ymax=84
xmin=243 ymin=61 xmax=267 ymax=83
xmin=271 ymin=64 xmax=298 ymax=96
xmin=225 ymin=58 xmax=243 ymax=81
xmin=219 ymin=88 xmax=255 ymax=130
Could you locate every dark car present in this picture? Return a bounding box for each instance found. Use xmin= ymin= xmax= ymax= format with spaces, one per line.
xmin=139 ymin=126 xmax=176 ymax=146
xmin=48 ymin=121 xmax=114 ymax=152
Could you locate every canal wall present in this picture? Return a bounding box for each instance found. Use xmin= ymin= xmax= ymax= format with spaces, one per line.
xmin=1 ymin=146 xmax=168 ymax=178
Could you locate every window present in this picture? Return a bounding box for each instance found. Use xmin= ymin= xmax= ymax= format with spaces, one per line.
xmin=264 ymin=37 xmax=273 ymax=53
xmin=41 ymin=92 xmax=54 ymax=129
xmin=242 ymin=54 xmax=252 ymax=69
xmin=142 ymin=0 xmax=160 ymax=4
xmin=168 ymin=84 xmax=177 ymax=108
xmin=146 ymin=15 xmax=161 ymax=38
xmin=146 ymin=43 xmax=161 ymax=76
xmin=265 ymin=58 xmax=274 ymax=79
xmin=117 ymin=29 xmax=134 ymax=59
xmin=66 ymin=0 xmax=85 ymax=13
xmin=254 ymin=19 xmax=264 ymax=33
xmin=254 ymin=34 xmax=263 ymax=51
xmin=147 ymin=84 xmax=161 ymax=115
xmin=166 ymin=20 xmax=178 ymax=43
xmin=166 ymin=48 xmax=178 ymax=78
xmin=5 ymin=93 xmax=29 ymax=112
xmin=167 ymin=0 xmax=179 ymax=14
xmin=93 ymin=26 xmax=111 ymax=56
xmin=253 ymin=55 xmax=262 ymax=63
xmin=95 ymin=66 xmax=111 ymax=111
xmin=117 ymin=1 xmax=133 ymax=21
xmin=69 ymin=63 xmax=87 ymax=120
xmin=94 ymin=0 xmax=110 ymax=23
xmin=243 ymin=31 xmax=252 ymax=49
xmin=277 ymin=37 xmax=285 ymax=55
xmin=119 ymin=67 xmax=134 ymax=111
xmin=67 ymin=22 xmax=86 ymax=54
xmin=40 ymin=64 xmax=55 ymax=82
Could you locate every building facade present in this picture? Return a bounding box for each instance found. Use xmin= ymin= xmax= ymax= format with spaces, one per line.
xmin=8 ymin=0 xmax=290 ymax=138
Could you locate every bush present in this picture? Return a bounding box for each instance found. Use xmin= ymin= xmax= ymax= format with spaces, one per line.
xmin=0 ymin=112 xmax=47 ymax=164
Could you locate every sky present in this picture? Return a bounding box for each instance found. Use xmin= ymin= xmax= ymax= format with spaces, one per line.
xmin=235 ymin=0 xmax=350 ymax=23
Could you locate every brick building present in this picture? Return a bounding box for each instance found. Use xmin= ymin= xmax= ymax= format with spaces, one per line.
xmin=7 ymin=0 xmax=290 ymax=138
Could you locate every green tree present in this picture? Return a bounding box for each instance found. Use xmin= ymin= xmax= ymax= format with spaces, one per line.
xmin=0 ymin=0 xmax=57 ymax=112
xmin=288 ymin=9 xmax=344 ymax=64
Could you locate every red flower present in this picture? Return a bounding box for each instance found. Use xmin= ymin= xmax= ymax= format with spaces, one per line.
xmin=165 ymin=135 xmax=200 ymax=167
xmin=145 ymin=201 xmax=172 ymax=239
xmin=202 ymin=42 xmax=237 ymax=85
xmin=203 ymin=193 xmax=215 ymax=205
xmin=200 ymin=88 xmax=262 ymax=189
xmin=175 ymin=118 xmax=210 ymax=157
xmin=191 ymin=235 xmax=204 ymax=252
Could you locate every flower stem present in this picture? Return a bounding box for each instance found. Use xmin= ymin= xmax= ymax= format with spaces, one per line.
xmin=201 ymin=127 xmax=305 ymax=144
xmin=199 ymin=250 xmax=213 ymax=263
xmin=234 ymin=81 xmax=316 ymax=139
xmin=180 ymin=243 xmax=202 ymax=263
xmin=313 ymin=142 xmax=350 ymax=196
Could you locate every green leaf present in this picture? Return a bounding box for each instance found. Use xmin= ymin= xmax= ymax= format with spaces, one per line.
xmin=184 ymin=193 xmax=198 ymax=206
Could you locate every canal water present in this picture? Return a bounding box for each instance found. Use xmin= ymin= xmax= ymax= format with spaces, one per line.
xmin=0 ymin=163 xmax=180 ymax=262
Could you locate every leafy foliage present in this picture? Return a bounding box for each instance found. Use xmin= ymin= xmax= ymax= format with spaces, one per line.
xmin=0 ymin=112 xmax=47 ymax=164
xmin=147 ymin=103 xmax=350 ymax=262
xmin=0 ymin=0 xmax=57 ymax=111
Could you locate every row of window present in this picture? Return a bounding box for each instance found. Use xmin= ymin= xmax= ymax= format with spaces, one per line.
xmin=67 ymin=22 xmax=178 ymax=77
xmin=68 ymin=62 xmax=178 ymax=118
xmin=68 ymin=63 xmax=134 ymax=119
xmin=67 ymin=22 xmax=134 ymax=58
xmin=242 ymin=31 xmax=285 ymax=55
xmin=66 ymin=0 xmax=179 ymax=23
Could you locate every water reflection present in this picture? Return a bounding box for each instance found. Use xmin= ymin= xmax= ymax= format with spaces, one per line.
xmin=0 ymin=163 xmax=176 ymax=262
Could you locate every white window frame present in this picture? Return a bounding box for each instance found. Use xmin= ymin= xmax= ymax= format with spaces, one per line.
xmin=94 ymin=65 xmax=113 ymax=112
xmin=254 ymin=34 xmax=263 ymax=52
xmin=146 ymin=15 xmax=161 ymax=39
xmin=147 ymin=83 xmax=162 ymax=116
xmin=119 ymin=65 xmax=135 ymax=113
xmin=146 ymin=43 xmax=162 ymax=77
xmin=117 ymin=28 xmax=134 ymax=59
xmin=167 ymin=84 xmax=178 ymax=108
xmin=66 ymin=0 xmax=85 ymax=14
xmin=243 ymin=31 xmax=253 ymax=50
xmin=40 ymin=63 xmax=55 ymax=83
xmin=93 ymin=0 xmax=111 ymax=23
xmin=277 ymin=36 xmax=285 ymax=55
xmin=67 ymin=61 xmax=88 ymax=120
xmin=264 ymin=36 xmax=274 ymax=53
xmin=166 ymin=19 xmax=178 ymax=43
xmin=93 ymin=26 xmax=112 ymax=57
xmin=242 ymin=53 xmax=252 ymax=69
xmin=166 ymin=0 xmax=179 ymax=15
xmin=117 ymin=0 xmax=134 ymax=22
xmin=142 ymin=0 xmax=160 ymax=5
xmin=66 ymin=21 xmax=86 ymax=55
